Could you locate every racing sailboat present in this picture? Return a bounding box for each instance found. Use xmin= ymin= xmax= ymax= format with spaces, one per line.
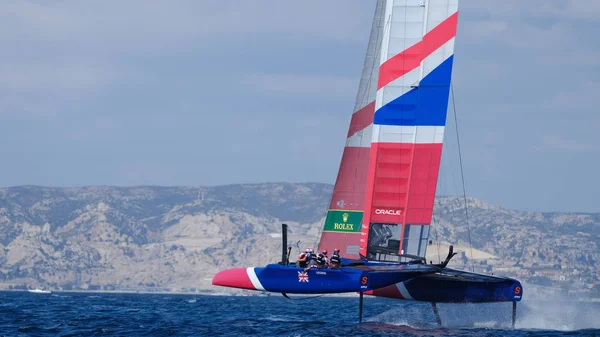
xmin=213 ymin=0 xmax=522 ymax=327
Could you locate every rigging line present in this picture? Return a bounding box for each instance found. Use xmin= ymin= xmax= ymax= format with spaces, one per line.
xmin=431 ymin=143 xmax=442 ymax=263
xmin=435 ymin=149 xmax=455 ymax=264
xmin=434 ymin=150 xmax=455 ymax=264
xmin=431 ymin=217 xmax=442 ymax=263
xmin=450 ymin=82 xmax=475 ymax=272
xmin=436 ymin=224 xmax=442 ymax=263
xmin=313 ymin=194 xmax=331 ymax=250
xmin=418 ymin=0 xmax=443 ymax=264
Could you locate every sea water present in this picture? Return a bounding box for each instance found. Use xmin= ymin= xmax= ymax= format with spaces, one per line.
xmin=0 ymin=291 xmax=598 ymax=336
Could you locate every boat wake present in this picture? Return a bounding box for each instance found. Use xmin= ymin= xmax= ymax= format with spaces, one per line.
xmin=514 ymin=298 xmax=600 ymax=331
xmin=369 ymin=291 xmax=600 ymax=332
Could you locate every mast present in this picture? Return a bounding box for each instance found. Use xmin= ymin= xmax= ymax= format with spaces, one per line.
xmin=359 ymin=0 xmax=459 ymax=262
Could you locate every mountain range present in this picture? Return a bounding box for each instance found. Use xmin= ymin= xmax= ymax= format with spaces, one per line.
xmin=0 ymin=183 xmax=598 ymax=297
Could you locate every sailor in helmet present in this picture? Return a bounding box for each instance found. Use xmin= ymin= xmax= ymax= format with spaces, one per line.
xmin=296 ymin=248 xmax=310 ymax=268
xmin=316 ymin=249 xmax=329 ymax=268
xmin=307 ymin=248 xmax=318 ymax=268
xmin=329 ymin=248 xmax=342 ymax=269
xmin=305 ymin=248 xmax=313 ymax=261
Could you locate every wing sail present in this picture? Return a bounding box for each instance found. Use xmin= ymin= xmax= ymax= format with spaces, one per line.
xmin=359 ymin=0 xmax=459 ymax=262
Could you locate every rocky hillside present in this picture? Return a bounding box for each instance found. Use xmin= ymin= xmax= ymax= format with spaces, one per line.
xmin=0 ymin=184 xmax=598 ymax=296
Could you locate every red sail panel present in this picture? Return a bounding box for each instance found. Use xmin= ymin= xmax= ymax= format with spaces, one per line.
xmin=360 ymin=143 xmax=442 ymax=257
xmin=347 ymin=102 xmax=376 ymax=138
xmin=317 ymin=130 xmax=371 ymax=259
xmin=367 ymin=143 xmax=442 ymax=224
xmin=328 ymin=146 xmax=371 ymax=211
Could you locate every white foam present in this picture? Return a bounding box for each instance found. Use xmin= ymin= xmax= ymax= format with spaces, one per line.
xmin=366 ymin=288 xmax=600 ymax=331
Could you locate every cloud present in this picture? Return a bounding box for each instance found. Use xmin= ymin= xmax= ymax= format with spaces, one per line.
xmin=544 ymin=81 xmax=600 ymax=113
xmin=0 ymin=94 xmax=51 ymax=117
xmin=462 ymin=0 xmax=600 ymax=21
xmin=459 ymin=0 xmax=600 ymax=54
xmin=0 ymin=1 xmax=373 ymax=118
xmin=0 ymin=63 xmax=114 ymax=92
xmin=535 ymin=0 xmax=600 ymax=21
xmin=461 ymin=19 xmax=509 ymax=40
xmin=240 ymin=73 xmax=358 ymax=100
xmin=0 ymin=1 xmax=373 ymax=48
xmin=530 ymin=135 xmax=597 ymax=153
xmin=461 ymin=18 xmax=577 ymax=52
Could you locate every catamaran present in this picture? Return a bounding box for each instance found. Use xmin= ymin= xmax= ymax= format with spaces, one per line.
xmin=213 ymin=0 xmax=522 ymax=327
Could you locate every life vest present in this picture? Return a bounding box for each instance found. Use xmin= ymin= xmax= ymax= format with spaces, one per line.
xmin=330 ymin=254 xmax=341 ymax=266
xmin=316 ymin=253 xmax=328 ymax=266
xmin=308 ymin=252 xmax=318 ymax=265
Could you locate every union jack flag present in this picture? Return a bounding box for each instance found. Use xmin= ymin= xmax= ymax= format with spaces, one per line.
xmin=297 ymin=271 xmax=309 ymax=282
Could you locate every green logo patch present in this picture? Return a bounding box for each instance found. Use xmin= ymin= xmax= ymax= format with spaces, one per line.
xmin=322 ymin=210 xmax=363 ymax=233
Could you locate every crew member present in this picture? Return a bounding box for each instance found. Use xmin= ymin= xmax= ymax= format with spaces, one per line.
xmin=303 ymin=248 xmax=318 ymax=271
xmin=316 ymin=249 xmax=329 ymax=268
xmin=305 ymin=248 xmax=313 ymax=262
xmin=329 ymin=248 xmax=341 ymax=269
xmin=307 ymin=248 xmax=318 ymax=267
xmin=296 ymin=248 xmax=309 ymax=268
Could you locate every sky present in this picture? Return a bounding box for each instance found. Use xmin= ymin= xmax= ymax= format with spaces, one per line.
xmin=0 ymin=0 xmax=598 ymax=213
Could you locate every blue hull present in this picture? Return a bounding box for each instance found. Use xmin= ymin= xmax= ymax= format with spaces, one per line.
xmin=368 ymin=268 xmax=522 ymax=303
xmin=213 ymin=263 xmax=523 ymax=303
xmin=213 ymin=263 xmax=440 ymax=294
xmin=256 ymin=265 xmax=369 ymax=294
